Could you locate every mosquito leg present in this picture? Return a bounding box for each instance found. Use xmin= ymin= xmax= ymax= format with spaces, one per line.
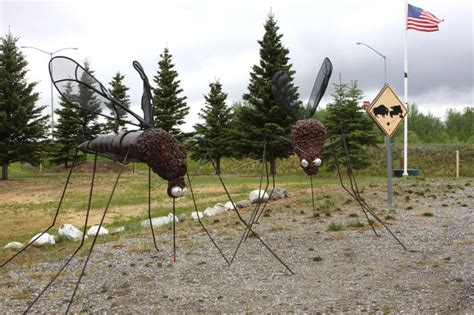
xmin=172 ymin=197 xmax=177 ymax=263
xmin=337 ymin=130 xmax=406 ymax=250
xmin=331 ymin=141 xmax=379 ymax=237
xmin=24 ymin=152 xmax=97 ymax=313
xmin=147 ymin=167 xmax=160 ymax=255
xmin=0 ymin=150 xmax=80 ymax=269
xmin=232 ymin=138 xmax=271 ymax=261
xmin=209 ymin=155 xmax=293 ymax=274
xmin=310 ymin=175 xmax=317 ymax=217
xmin=186 ymin=171 xmax=230 ymax=266
xmin=242 ymin=137 xmax=269 ymax=241
xmin=65 ymin=150 xmax=129 ymax=313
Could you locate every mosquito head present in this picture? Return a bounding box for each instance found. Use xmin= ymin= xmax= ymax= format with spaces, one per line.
xmin=291 ymin=119 xmax=326 ymax=176
xmin=137 ymin=128 xmax=188 ymax=198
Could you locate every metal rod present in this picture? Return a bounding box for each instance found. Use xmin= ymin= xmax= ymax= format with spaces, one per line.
xmin=0 ymin=149 xmax=79 ymax=269
xmin=148 ymin=167 xmax=160 ymax=253
xmin=208 ymin=154 xmax=294 ymax=274
xmin=185 ymin=171 xmax=230 ymax=265
xmin=66 ymin=149 xmax=129 ymax=313
xmin=172 ymin=197 xmax=176 ymax=263
xmin=24 ymin=153 xmax=97 ymax=313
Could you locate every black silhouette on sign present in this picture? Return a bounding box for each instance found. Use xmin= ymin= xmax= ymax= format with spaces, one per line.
xmin=373 ymin=104 xmax=389 ymax=117
xmin=389 ymin=105 xmax=404 ymax=118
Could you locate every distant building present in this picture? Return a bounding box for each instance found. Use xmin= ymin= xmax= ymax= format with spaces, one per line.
xmin=362 ymin=100 xmax=370 ymax=111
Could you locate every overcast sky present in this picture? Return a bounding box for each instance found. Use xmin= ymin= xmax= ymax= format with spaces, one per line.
xmin=1 ymin=0 xmax=472 ymax=132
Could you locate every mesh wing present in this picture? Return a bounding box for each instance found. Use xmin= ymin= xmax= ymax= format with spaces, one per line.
xmin=306 ymin=57 xmax=333 ymax=118
xmin=271 ymin=71 xmax=301 ymax=121
xmin=133 ymin=61 xmax=154 ymax=127
xmin=49 ymin=56 xmax=149 ymax=128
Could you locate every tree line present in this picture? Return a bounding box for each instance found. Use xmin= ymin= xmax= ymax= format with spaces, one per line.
xmin=1 ymin=13 xmax=473 ymax=180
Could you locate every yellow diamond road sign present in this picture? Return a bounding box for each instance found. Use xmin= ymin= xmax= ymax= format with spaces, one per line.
xmin=368 ymin=84 xmax=407 ymax=137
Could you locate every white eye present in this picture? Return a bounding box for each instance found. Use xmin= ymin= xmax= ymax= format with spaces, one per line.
xmin=300 ymin=159 xmax=309 ymax=168
xmin=313 ymin=158 xmax=322 ymax=166
xmin=171 ymin=187 xmax=184 ymax=197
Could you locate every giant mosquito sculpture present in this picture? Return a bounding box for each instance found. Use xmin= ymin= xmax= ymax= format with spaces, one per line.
xmin=230 ymin=58 xmax=406 ymax=262
xmin=0 ymin=56 xmax=293 ymax=313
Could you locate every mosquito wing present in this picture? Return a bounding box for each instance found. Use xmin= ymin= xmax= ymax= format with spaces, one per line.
xmin=49 ymin=56 xmax=150 ymax=129
xmin=306 ymin=57 xmax=333 ymax=118
xmin=271 ymin=71 xmax=301 ymax=121
xmin=133 ymin=61 xmax=154 ymax=128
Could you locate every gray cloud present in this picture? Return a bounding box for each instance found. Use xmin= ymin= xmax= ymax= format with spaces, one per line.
xmin=2 ymin=0 xmax=472 ymax=131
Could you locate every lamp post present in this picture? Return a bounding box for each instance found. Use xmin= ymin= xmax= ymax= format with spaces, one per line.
xmin=356 ymin=42 xmax=386 ymax=84
xmin=356 ymin=42 xmax=392 ymax=207
xmin=21 ymin=46 xmax=78 ymax=140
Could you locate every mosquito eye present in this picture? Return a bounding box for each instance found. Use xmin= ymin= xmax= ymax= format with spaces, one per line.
xmin=300 ymin=159 xmax=309 ymax=168
xmin=313 ymin=158 xmax=322 ymax=166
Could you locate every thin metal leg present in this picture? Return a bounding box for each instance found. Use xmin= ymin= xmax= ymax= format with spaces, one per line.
xmin=208 ymin=154 xmax=294 ymax=275
xmin=172 ymin=197 xmax=176 ymax=263
xmin=24 ymin=152 xmax=97 ymax=313
xmin=148 ymin=167 xmax=160 ymax=254
xmin=65 ymin=149 xmax=129 ymax=313
xmin=0 ymin=149 xmax=80 ymax=269
xmin=310 ymin=175 xmax=317 ymax=217
xmin=186 ymin=168 xmax=230 ymax=265
xmin=332 ymin=130 xmax=407 ymax=250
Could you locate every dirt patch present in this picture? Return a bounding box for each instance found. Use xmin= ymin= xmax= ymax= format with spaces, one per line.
xmin=0 ymin=178 xmax=473 ymax=313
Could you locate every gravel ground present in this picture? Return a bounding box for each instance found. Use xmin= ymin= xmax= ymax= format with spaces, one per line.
xmin=1 ymin=178 xmax=473 ymax=313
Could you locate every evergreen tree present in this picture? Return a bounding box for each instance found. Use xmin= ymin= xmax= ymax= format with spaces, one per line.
xmin=51 ymin=82 xmax=83 ymax=167
xmin=445 ymin=107 xmax=474 ymax=143
xmin=231 ymin=12 xmax=299 ymax=174
xmin=105 ymin=71 xmax=130 ymax=133
xmin=152 ymin=48 xmax=189 ymax=139
xmin=0 ymin=32 xmax=49 ymax=180
xmin=76 ymin=60 xmax=102 ymax=142
xmin=191 ymin=80 xmax=233 ymax=174
xmin=322 ymin=78 xmax=379 ymax=169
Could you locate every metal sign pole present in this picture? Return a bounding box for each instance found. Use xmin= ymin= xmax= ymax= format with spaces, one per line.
xmin=385 ymin=136 xmax=393 ymax=206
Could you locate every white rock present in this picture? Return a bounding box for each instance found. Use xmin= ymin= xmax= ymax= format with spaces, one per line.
xmin=58 ymin=224 xmax=86 ymax=241
xmin=249 ymin=189 xmax=269 ymax=204
xmin=236 ymin=200 xmax=251 ymax=208
xmin=192 ymin=211 xmax=204 ymax=220
xmin=178 ymin=213 xmax=187 ymax=222
xmin=224 ymin=201 xmax=237 ymax=211
xmin=204 ymin=207 xmax=217 ymax=217
xmin=141 ymin=217 xmax=168 ymax=228
xmin=166 ymin=213 xmax=179 ymax=224
xmin=141 ymin=213 xmax=179 ymax=228
xmin=4 ymin=242 xmax=24 ymax=250
xmin=213 ymin=203 xmax=227 ymax=214
xmin=110 ymin=226 xmax=125 ymax=234
xmin=87 ymin=225 xmax=109 ymax=236
xmin=29 ymin=233 xmax=56 ymax=246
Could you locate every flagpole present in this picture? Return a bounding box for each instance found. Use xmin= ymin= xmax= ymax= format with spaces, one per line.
xmin=403 ymin=0 xmax=409 ymax=176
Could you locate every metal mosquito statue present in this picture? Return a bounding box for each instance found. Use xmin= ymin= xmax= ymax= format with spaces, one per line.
xmin=232 ymin=57 xmax=406 ymax=262
xmin=0 ymin=56 xmax=223 ymax=313
xmin=0 ymin=56 xmax=293 ymax=313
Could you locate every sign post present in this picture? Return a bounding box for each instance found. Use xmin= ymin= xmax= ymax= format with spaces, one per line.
xmin=367 ymin=85 xmax=408 ymax=207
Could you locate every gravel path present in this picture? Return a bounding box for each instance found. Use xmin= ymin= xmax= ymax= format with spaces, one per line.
xmin=1 ymin=179 xmax=473 ymax=313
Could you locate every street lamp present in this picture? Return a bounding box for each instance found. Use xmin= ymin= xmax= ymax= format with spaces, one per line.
xmin=21 ymin=46 xmax=78 ymax=140
xmin=356 ymin=42 xmax=392 ymax=206
xmin=356 ymin=42 xmax=387 ymax=84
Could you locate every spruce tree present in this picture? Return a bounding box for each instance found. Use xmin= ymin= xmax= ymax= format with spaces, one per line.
xmin=76 ymin=60 xmax=102 ymax=142
xmin=52 ymin=82 xmax=83 ymax=167
xmin=0 ymin=32 xmax=48 ymax=179
xmin=152 ymin=48 xmax=189 ymax=140
xmin=231 ymin=12 xmax=299 ymax=174
xmin=191 ymin=80 xmax=232 ymax=174
xmin=105 ymin=71 xmax=130 ymax=133
xmin=322 ymin=78 xmax=379 ymax=169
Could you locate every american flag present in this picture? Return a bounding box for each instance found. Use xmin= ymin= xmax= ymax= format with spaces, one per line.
xmin=407 ymin=4 xmax=443 ymax=32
